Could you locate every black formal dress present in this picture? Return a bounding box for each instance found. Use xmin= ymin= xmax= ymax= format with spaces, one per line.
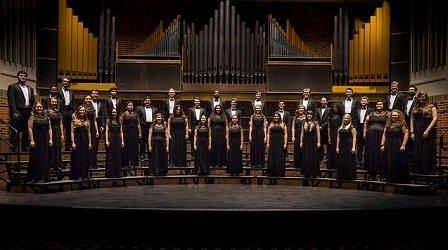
xmin=250 ymin=114 xmax=266 ymax=167
xmin=384 ymin=127 xmax=408 ymax=183
xmin=121 ymin=112 xmax=140 ymax=167
xmin=106 ymin=120 xmax=122 ymax=178
xmin=169 ymin=116 xmax=187 ymax=167
xmin=227 ymin=125 xmax=243 ymax=176
xmin=86 ymin=107 xmax=97 ymax=169
xmin=150 ymin=125 xmax=168 ymax=176
xmin=364 ymin=113 xmax=388 ymax=176
xmin=70 ymin=122 xmax=90 ymax=180
xmin=328 ymin=115 xmax=342 ymax=169
xmin=27 ymin=116 xmax=50 ymax=182
xmin=210 ymin=114 xmax=227 ymax=167
xmin=267 ymin=124 xmax=285 ymax=177
xmin=47 ymin=109 xmax=62 ymax=171
xmin=301 ymin=122 xmax=320 ymax=178
xmin=337 ymin=125 xmax=356 ymax=180
xmin=412 ymin=108 xmax=437 ymax=174
xmin=293 ymin=116 xmax=305 ymax=169
xmin=195 ymin=126 xmax=210 ymax=175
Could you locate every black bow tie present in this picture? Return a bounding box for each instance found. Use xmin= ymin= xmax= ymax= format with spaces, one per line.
xmin=231 ymin=109 xmax=236 ymax=111
xmin=195 ymin=107 xmax=200 ymax=109
xmin=346 ymin=98 xmax=352 ymax=101
xmin=361 ymin=107 xmax=366 ymax=110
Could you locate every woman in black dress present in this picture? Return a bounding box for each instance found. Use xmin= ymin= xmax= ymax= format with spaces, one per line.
xmin=327 ymin=103 xmax=343 ymax=170
xmin=105 ymin=108 xmax=124 ymax=178
xmin=292 ymin=105 xmax=306 ymax=169
xmin=208 ymin=105 xmax=227 ymax=168
xmin=364 ymin=101 xmax=389 ymax=179
xmin=381 ymin=110 xmax=409 ymax=183
xmin=410 ymin=92 xmax=438 ymax=174
xmin=300 ymin=111 xmax=321 ymax=178
xmin=70 ymin=106 xmax=92 ymax=180
xmin=83 ymin=95 xmax=99 ymax=169
xmin=46 ymin=97 xmax=63 ymax=173
xmin=149 ymin=113 xmax=169 ymax=176
xmin=227 ymin=115 xmax=244 ymax=176
xmin=194 ymin=115 xmax=211 ymax=175
xmin=167 ymin=105 xmax=189 ymax=168
xmin=27 ymin=102 xmax=52 ymax=183
xmin=249 ymin=104 xmax=267 ymax=168
xmin=120 ymin=101 xmax=141 ymax=168
xmin=267 ymin=112 xmax=288 ymax=177
xmin=336 ymin=114 xmax=357 ymax=180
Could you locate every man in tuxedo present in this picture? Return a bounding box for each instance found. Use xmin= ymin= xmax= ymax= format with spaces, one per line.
xmin=251 ymin=91 xmax=265 ymax=112
xmin=7 ymin=71 xmax=35 ymax=151
xmin=208 ymin=90 xmax=225 ymax=115
xmin=277 ymin=101 xmax=291 ymax=128
xmin=163 ymin=88 xmax=179 ymax=118
xmin=404 ymin=85 xmax=418 ymax=122
xmin=42 ymin=86 xmax=61 ymax=110
xmin=225 ymin=98 xmax=242 ymax=126
xmin=90 ymin=89 xmax=105 ymax=168
xmin=188 ymin=97 xmax=207 ymax=150
xmin=316 ymin=97 xmax=330 ymax=161
xmin=137 ymin=97 xmax=158 ymax=160
xmin=298 ymin=88 xmax=317 ymax=113
xmin=57 ymin=77 xmax=75 ymax=150
xmin=104 ymin=87 xmax=122 ymax=119
xmin=355 ymin=96 xmax=373 ymax=162
xmin=341 ymin=87 xmax=360 ymax=119
xmin=385 ymin=81 xmax=406 ymax=113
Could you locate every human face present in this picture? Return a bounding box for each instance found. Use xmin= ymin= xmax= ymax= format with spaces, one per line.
xmin=214 ymin=91 xmax=220 ymax=99
xmin=127 ymin=102 xmax=134 ymax=111
xmin=144 ymin=99 xmax=151 ymax=107
xmin=232 ymin=115 xmax=238 ymax=124
xmin=345 ymin=89 xmax=353 ymax=98
xmin=273 ymin=113 xmax=280 ymax=122
xmin=84 ymin=96 xmax=92 ymax=105
xmin=231 ymin=100 xmax=237 ymax=108
xmin=418 ymin=94 xmax=426 ymax=103
xmin=194 ymin=99 xmax=200 ymax=107
xmin=298 ymin=106 xmax=305 ymax=115
xmin=168 ymin=89 xmax=175 ymax=98
xmin=155 ymin=115 xmax=163 ymax=123
xmin=278 ymin=102 xmax=285 ymax=110
xmin=321 ymin=98 xmax=328 ymax=107
xmin=376 ymin=102 xmax=384 ymax=110
xmin=50 ymin=98 xmax=58 ymax=108
xmin=18 ymin=73 xmax=27 ymax=83
xmin=79 ymin=107 xmax=86 ymax=116
xmin=306 ymin=112 xmax=313 ymax=120
xmin=408 ymin=87 xmax=417 ymax=97
xmin=110 ymin=89 xmax=117 ymax=97
xmin=111 ymin=109 xmax=117 ymax=118
xmin=390 ymin=83 xmax=399 ymax=93
xmin=62 ymin=78 xmax=70 ymax=88
xmin=303 ymin=89 xmax=310 ymax=99
xmin=343 ymin=114 xmax=351 ymax=125
xmin=255 ymin=92 xmax=261 ymax=100
xmin=361 ymin=98 xmax=368 ymax=107
xmin=50 ymin=87 xmax=58 ymax=95
xmin=91 ymin=91 xmax=99 ymax=100
xmin=215 ymin=105 xmax=222 ymax=114
xmin=255 ymin=105 xmax=262 ymax=113
xmin=35 ymin=104 xmax=43 ymax=114
xmin=391 ymin=111 xmax=399 ymax=122
xmin=332 ymin=105 xmax=338 ymax=113
xmin=200 ymin=115 xmax=207 ymax=124
xmin=175 ymin=107 xmax=181 ymax=115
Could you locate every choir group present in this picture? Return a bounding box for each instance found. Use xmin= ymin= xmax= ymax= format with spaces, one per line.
xmin=7 ymin=71 xmax=438 ymax=184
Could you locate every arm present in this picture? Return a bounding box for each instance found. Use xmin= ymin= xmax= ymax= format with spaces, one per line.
xmin=380 ymin=127 xmax=387 ymax=151
xmin=336 ymin=128 xmax=340 ymax=153
xmin=28 ymin=117 xmax=34 ymax=147
xmin=137 ymin=116 xmax=142 ymax=138
xmin=248 ymin=115 xmax=253 ymax=142
xmin=327 ymin=119 xmax=331 ymax=144
xmin=48 ymin=119 xmax=53 ymax=147
xmin=120 ymin=121 xmax=124 ymax=147
xmin=105 ymin=120 xmax=110 ymax=147
xmin=208 ymin=127 xmax=212 ymax=150
xmin=165 ymin=126 xmax=170 ymax=152
xmin=240 ymin=127 xmax=244 ymax=150
xmin=424 ymin=107 xmax=438 ymax=137
xmin=71 ymin=121 xmax=75 ymax=149
xmin=266 ymin=125 xmax=271 ymax=148
xmin=193 ymin=128 xmax=198 ymax=150
xmin=300 ymin=124 xmax=304 ymax=148
xmin=94 ymin=119 xmax=99 ymax=138
xmin=87 ymin=123 xmax=92 ymax=149
xmin=263 ymin=117 xmax=267 ymax=143
xmin=185 ymin=117 xmax=190 ymax=140
xmin=316 ymin=123 xmax=321 ymax=147
xmin=401 ymin=127 xmax=409 ymax=151
xmin=226 ymin=121 xmax=230 ymax=151
xmin=363 ymin=115 xmax=369 ymax=138
xmin=291 ymin=118 xmax=295 ymax=142
xmin=351 ymin=127 xmax=357 ymax=153
xmin=60 ymin=118 xmax=64 ymax=140
xmin=148 ymin=126 xmax=153 ymax=152
xmin=410 ymin=116 xmax=415 ymax=140
xmin=283 ymin=125 xmax=288 ymax=149
xmin=167 ymin=118 xmax=172 ymax=139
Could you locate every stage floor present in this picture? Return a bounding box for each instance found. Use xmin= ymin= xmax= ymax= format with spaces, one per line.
xmin=1 ymin=184 xmax=447 ymax=210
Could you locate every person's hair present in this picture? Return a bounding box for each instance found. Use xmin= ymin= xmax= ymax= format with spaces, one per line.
xmin=109 ymin=87 xmax=117 ymax=92
xmin=194 ymin=97 xmax=200 ymax=101
xmin=108 ymin=108 xmax=120 ymax=124
xmin=198 ymin=114 xmax=208 ymax=127
xmin=73 ymin=105 xmax=90 ymax=127
xmin=17 ymin=71 xmax=27 ymax=77
xmin=411 ymin=91 xmax=434 ymax=118
xmin=303 ymin=88 xmax=311 ymax=92
xmin=152 ymin=113 xmax=165 ymax=126
xmin=230 ymin=114 xmax=239 ymax=125
xmin=213 ymin=104 xmax=223 ymax=114
xmin=409 ymin=85 xmax=417 ymax=91
xmin=254 ymin=104 xmax=263 ymax=113
xmin=390 ymin=81 xmax=399 ymax=87
xmin=141 ymin=96 xmax=151 ymax=105
xmin=330 ymin=103 xmax=343 ymax=117
xmin=49 ymin=86 xmax=57 ymax=90
xmin=49 ymin=97 xmax=59 ymax=109
xmin=31 ymin=102 xmax=45 ymax=116
xmin=386 ymin=109 xmax=406 ymax=129
xmin=91 ymin=89 xmax=99 ymax=94
xmin=346 ymin=87 xmax=353 ymax=93
xmin=375 ymin=100 xmax=384 ymax=111
xmin=303 ymin=110 xmax=316 ymax=131
xmin=172 ymin=104 xmax=185 ymax=118
xmin=62 ymin=76 xmax=71 ymax=82
xmin=256 ymin=90 xmax=262 ymax=94
xmin=361 ymin=96 xmax=369 ymax=101
xmin=125 ymin=101 xmax=134 ymax=111
xmin=231 ymin=98 xmax=237 ymax=102
xmin=295 ymin=104 xmax=306 ymax=117
xmin=271 ymin=111 xmax=283 ymax=125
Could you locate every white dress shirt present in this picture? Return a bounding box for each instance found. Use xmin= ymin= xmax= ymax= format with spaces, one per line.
xmin=279 ymin=110 xmax=285 ymax=121
xmin=406 ymin=98 xmax=414 ymax=115
xmin=92 ymin=101 xmax=99 ymax=118
xmin=62 ymin=88 xmax=70 ymax=106
xmin=254 ymin=100 xmax=262 ymax=108
xmin=231 ymin=109 xmax=236 ymax=117
xmin=111 ymin=98 xmax=117 ymax=109
xmin=389 ymin=94 xmax=397 ymax=110
xmin=303 ymin=99 xmax=309 ymax=109
xmin=320 ymin=108 xmax=325 ymax=119
xmin=213 ymin=99 xmax=220 ymax=109
xmin=344 ymin=99 xmax=353 ymax=114
xmin=359 ymin=108 xmax=367 ymax=124
xmin=195 ymin=108 xmax=201 ymax=121
xmin=145 ymin=107 xmax=153 ymax=123
xmin=20 ymin=85 xmax=30 ymax=107
xmin=169 ymin=99 xmax=175 ymax=114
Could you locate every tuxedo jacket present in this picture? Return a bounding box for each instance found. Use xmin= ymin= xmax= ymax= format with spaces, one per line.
xmin=298 ymin=98 xmax=317 ymax=113
xmin=354 ymin=107 xmax=374 ymax=127
xmin=92 ymin=100 xmax=106 ymax=129
xmin=163 ymin=98 xmax=180 ymax=118
xmin=225 ymin=108 xmax=243 ymax=126
xmin=341 ymin=98 xmax=361 ymax=119
xmin=404 ymin=95 xmax=418 ymax=118
xmin=188 ymin=107 xmax=207 ymax=131
xmin=7 ymin=83 xmax=35 ymax=115
xmin=385 ymin=92 xmax=406 ymax=113
xmin=57 ymin=88 xmax=75 ymax=112
xmin=42 ymin=95 xmax=62 ymax=111
xmin=208 ymin=99 xmax=226 ymax=115
xmin=316 ymin=107 xmax=330 ymax=130
xmin=137 ymin=106 xmax=158 ymax=125
xmin=104 ymin=97 xmax=122 ymax=118
xmin=277 ymin=110 xmax=291 ymax=128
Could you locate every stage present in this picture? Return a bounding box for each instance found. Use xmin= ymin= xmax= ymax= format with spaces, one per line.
xmin=1 ymin=184 xmax=447 ymax=248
